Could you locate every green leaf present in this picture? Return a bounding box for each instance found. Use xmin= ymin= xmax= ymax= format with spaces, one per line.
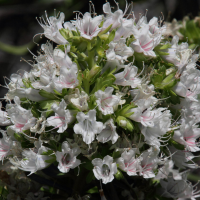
xmin=39 ymin=90 xmax=60 ymax=100
xmin=45 ymin=155 xmax=56 ymax=164
xmin=86 ymin=186 xmax=99 ymax=194
xmin=53 ymin=89 xmax=62 ymax=97
xmin=41 ymin=150 xmax=54 ymax=156
xmin=160 ymin=72 xmax=177 ymax=89
xmin=31 ymin=104 xmax=40 ymax=118
xmin=170 ymin=139 xmax=185 ymax=150
xmin=59 ymin=28 xmax=73 ymax=40
xmin=22 ymin=79 xmax=32 ymax=88
xmin=98 ymin=24 xmax=112 ymax=36
xmin=112 ymin=151 xmax=121 ymax=159
xmin=96 ymin=36 xmax=104 ymax=57
xmin=62 ymin=88 xmax=68 ymax=96
xmin=86 ymin=171 xmax=95 ymax=184
xmin=91 ymin=73 xmax=116 ymax=94
xmin=39 ymin=100 xmax=60 ymax=110
xmin=151 ymin=65 xmax=166 ymax=88
xmin=159 ymin=43 xmax=171 ymax=50
xmin=83 ymin=161 xmax=93 ymax=170
xmin=106 ymin=29 xmax=116 ymax=44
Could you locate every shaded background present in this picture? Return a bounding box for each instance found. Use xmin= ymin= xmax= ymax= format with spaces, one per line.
xmin=0 ymin=0 xmax=200 ymax=197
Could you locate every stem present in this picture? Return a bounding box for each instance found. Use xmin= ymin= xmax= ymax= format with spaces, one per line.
xmin=87 ymin=42 xmax=95 ymax=70
xmin=83 ymin=79 xmax=90 ymax=94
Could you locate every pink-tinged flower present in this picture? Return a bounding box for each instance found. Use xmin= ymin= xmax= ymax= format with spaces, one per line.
xmin=0 ymin=102 xmax=11 ymax=126
xmin=127 ymin=98 xmax=158 ymax=127
xmin=10 ymin=145 xmax=51 ymax=175
xmin=169 ymin=146 xmax=197 ymax=169
xmin=106 ymin=38 xmax=134 ymax=63
xmin=92 ymin=155 xmax=117 ymax=184
xmin=173 ymin=69 xmax=200 ymax=102
xmin=141 ymin=109 xmax=171 ymax=147
xmin=116 ymin=149 xmax=141 ymax=176
xmin=37 ymin=12 xmax=68 ymax=44
xmin=114 ymin=18 xmax=136 ymax=41
xmin=102 ymin=2 xmax=123 ymax=31
xmin=95 ymin=87 xmax=120 ymax=115
xmin=97 ymin=119 xmax=119 ymax=144
xmin=130 ymin=25 xmax=156 ymax=57
xmin=52 ymin=65 xmax=79 ymax=92
xmin=173 ymin=119 xmax=200 ymax=152
xmin=155 ymin=160 xmax=182 ymax=181
xmin=56 ymin=141 xmax=81 ymax=173
xmin=47 ymin=99 xmax=74 ymax=133
xmin=130 ymin=84 xmax=155 ymax=102
xmin=65 ymin=88 xmax=89 ymax=111
xmin=74 ymin=110 xmax=104 ymax=144
xmin=161 ymin=35 xmax=193 ymax=73
xmin=140 ymin=147 xmax=159 ymax=178
xmin=6 ymin=97 xmax=36 ymax=133
xmin=73 ymin=12 xmax=102 ymax=40
xmin=114 ymin=64 xmax=141 ymax=88
xmin=0 ymin=130 xmax=12 ymax=162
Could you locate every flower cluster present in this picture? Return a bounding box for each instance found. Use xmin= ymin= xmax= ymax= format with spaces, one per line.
xmin=0 ymin=1 xmax=200 ymax=199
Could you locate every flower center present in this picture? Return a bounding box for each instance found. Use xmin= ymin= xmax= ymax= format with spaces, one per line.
xmin=102 ymin=164 xmax=110 ymax=176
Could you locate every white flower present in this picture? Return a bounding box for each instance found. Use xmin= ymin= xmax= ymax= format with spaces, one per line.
xmin=130 ymin=84 xmax=155 ymax=102
xmin=139 ymin=147 xmax=159 ymax=178
xmin=53 ymin=47 xmax=77 ymax=70
xmin=95 ymin=87 xmax=120 ymax=115
xmin=161 ymin=35 xmax=192 ymax=72
xmin=7 ymin=74 xmax=45 ymax=102
xmin=114 ymin=64 xmax=141 ymax=88
xmin=116 ymin=149 xmax=141 ymax=176
xmin=65 ymin=88 xmax=89 ymax=111
xmin=140 ymin=109 xmax=172 ymax=147
xmin=155 ymin=160 xmax=182 ymax=180
xmin=106 ymin=38 xmax=134 ymax=63
xmin=52 ymin=65 xmax=79 ymax=92
xmin=127 ymin=98 xmax=158 ymax=127
xmin=37 ymin=12 xmax=68 ymax=44
xmin=47 ymin=99 xmax=74 ymax=133
xmin=164 ymin=19 xmax=184 ymax=39
xmin=97 ymin=119 xmax=119 ymax=144
xmin=130 ymin=25 xmax=156 ymax=57
xmin=6 ymin=96 xmax=36 ymax=133
xmin=169 ymin=146 xmax=198 ymax=169
xmin=74 ymin=110 xmax=104 ymax=144
xmin=56 ymin=141 xmax=81 ymax=173
xmin=173 ymin=119 xmax=200 ymax=152
xmin=114 ymin=18 xmax=136 ymax=41
xmin=173 ymin=68 xmax=200 ymax=102
xmin=73 ymin=12 xmax=102 ymax=40
xmin=11 ymin=146 xmax=50 ymax=175
xmin=92 ymin=155 xmax=117 ymax=184
xmin=0 ymin=102 xmax=11 ymax=126
xmin=102 ymin=2 xmax=123 ymax=31
xmin=0 ymin=130 xmax=12 ymax=161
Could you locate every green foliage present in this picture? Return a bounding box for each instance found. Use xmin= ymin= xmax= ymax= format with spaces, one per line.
xmin=39 ymin=100 xmax=60 ymax=110
xmin=169 ymin=139 xmax=185 ymax=150
xmin=39 ymin=89 xmax=60 ymax=100
xmin=86 ymin=186 xmax=98 ymax=194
